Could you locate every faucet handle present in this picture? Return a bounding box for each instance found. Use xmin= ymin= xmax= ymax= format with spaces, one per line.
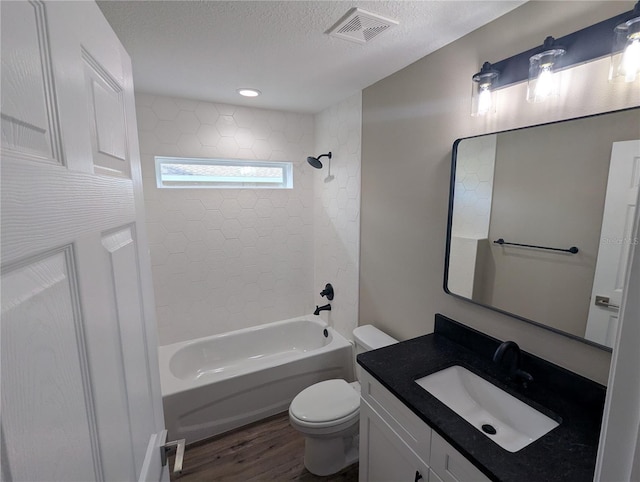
xmin=320 ymin=283 xmax=334 ymax=300
xmin=514 ymin=369 xmax=534 ymax=388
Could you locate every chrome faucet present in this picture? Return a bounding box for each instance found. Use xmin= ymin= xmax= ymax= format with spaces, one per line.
xmin=493 ymin=341 xmax=533 ymax=388
xmin=314 ymin=303 xmax=331 ymax=316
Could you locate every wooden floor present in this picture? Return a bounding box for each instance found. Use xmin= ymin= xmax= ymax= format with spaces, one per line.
xmin=170 ymin=412 xmax=359 ymax=481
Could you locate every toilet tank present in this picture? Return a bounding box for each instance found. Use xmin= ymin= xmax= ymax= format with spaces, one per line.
xmin=353 ymin=325 xmax=397 ymax=381
xmin=353 ymin=324 xmax=398 ymax=354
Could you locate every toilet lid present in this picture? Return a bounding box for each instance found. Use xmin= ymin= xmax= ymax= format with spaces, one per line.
xmin=290 ymin=379 xmax=359 ymax=423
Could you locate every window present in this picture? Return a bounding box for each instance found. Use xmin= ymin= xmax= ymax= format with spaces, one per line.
xmin=155 ymin=156 xmax=293 ymax=189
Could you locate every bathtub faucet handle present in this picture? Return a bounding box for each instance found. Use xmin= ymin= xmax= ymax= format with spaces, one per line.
xmin=320 ymin=283 xmax=334 ymax=300
xmin=314 ymin=303 xmax=331 ymax=316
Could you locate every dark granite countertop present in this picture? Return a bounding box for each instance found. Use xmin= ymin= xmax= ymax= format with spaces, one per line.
xmin=357 ymin=314 xmax=606 ymax=482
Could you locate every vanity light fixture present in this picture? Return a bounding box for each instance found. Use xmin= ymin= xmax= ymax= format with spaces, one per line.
xmin=236 ymin=88 xmax=261 ymax=97
xmin=610 ymin=1 xmax=640 ymax=82
xmin=471 ymin=62 xmax=499 ymax=116
xmin=527 ymin=36 xmax=565 ymax=103
xmin=470 ymin=2 xmax=640 ymax=115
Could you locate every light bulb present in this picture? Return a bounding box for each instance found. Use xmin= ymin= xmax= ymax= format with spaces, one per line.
xmin=611 ymin=16 xmax=640 ymax=83
xmin=477 ymin=86 xmax=492 ymax=116
xmin=622 ymin=37 xmax=640 ymax=82
xmin=535 ymin=65 xmax=555 ymax=100
xmin=527 ymin=39 xmax=565 ymax=103
xmin=471 ymin=62 xmax=498 ymax=117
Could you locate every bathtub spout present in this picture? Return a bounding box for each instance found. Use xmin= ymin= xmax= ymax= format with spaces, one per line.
xmin=314 ymin=304 xmax=331 ymax=315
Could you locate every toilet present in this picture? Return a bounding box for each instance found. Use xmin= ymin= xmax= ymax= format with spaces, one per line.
xmin=289 ymin=325 xmax=398 ymax=476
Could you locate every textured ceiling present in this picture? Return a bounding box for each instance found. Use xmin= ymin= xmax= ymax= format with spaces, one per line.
xmin=98 ymin=1 xmax=525 ymax=114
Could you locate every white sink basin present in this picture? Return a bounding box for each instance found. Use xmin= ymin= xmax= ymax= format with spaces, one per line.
xmin=415 ymin=365 xmax=559 ymax=452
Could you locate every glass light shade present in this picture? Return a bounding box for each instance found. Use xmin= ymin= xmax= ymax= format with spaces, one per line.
xmin=527 ymin=48 xmax=565 ymax=103
xmin=609 ymin=16 xmax=640 ymax=83
xmin=471 ymin=63 xmax=499 ymax=117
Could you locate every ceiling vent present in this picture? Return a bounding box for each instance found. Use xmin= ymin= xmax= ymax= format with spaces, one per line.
xmin=327 ymin=7 xmax=399 ymax=44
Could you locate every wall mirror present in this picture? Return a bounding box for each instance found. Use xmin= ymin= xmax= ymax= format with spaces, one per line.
xmin=445 ymin=108 xmax=640 ymax=350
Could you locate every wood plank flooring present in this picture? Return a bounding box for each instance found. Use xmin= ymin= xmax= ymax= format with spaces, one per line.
xmin=170 ymin=411 xmax=359 ymax=481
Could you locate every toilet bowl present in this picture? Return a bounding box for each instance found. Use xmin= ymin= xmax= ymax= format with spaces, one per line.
xmin=289 ymin=325 xmax=397 ymax=476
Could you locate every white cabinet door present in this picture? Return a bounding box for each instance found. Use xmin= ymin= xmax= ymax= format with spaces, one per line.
xmin=359 ymin=371 xmax=494 ymax=482
xmin=1 ymin=2 xmax=166 ymax=481
xmin=430 ymin=469 xmax=445 ymax=482
xmin=361 ymin=371 xmax=432 ymax=459
xmin=360 ymin=400 xmax=430 ymax=482
xmin=430 ymin=432 xmax=491 ymax=482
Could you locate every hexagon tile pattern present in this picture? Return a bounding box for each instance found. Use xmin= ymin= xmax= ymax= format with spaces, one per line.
xmin=136 ymin=93 xmax=316 ymax=345
xmin=452 ymin=134 xmax=496 ymax=239
xmin=312 ymin=92 xmax=362 ymax=342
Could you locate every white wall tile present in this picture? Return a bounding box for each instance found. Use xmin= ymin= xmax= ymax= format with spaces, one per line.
xmin=313 ymin=92 xmax=362 ymax=341
xmin=452 ymin=134 xmax=496 ymax=239
xmin=138 ymin=91 xmax=362 ymax=346
xmin=137 ymin=93 xmax=315 ymax=345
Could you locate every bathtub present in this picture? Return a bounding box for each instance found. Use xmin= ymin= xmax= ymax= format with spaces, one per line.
xmin=159 ymin=316 xmax=354 ymax=443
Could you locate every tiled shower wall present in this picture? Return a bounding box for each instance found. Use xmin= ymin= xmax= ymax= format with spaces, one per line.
xmin=313 ymin=93 xmax=362 ymax=340
xmin=452 ymin=134 xmax=496 ymax=239
xmin=136 ymin=94 xmax=315 ymax=345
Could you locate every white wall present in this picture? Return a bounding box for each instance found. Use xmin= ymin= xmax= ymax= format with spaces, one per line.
xmin=313 ymin=92 xmax=363 ymax=340
xmin=135 ymin=94 xmax=315 ymax=345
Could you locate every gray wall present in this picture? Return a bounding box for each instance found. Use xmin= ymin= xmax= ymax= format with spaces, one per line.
xmin=360 ymin=1 xmax=638 ymax=384
xmin=479 ymin=110 xmax=640 ymax=337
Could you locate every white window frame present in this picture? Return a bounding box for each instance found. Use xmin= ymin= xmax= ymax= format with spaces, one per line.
xmin=155 ymin=156 xmax=293 ymax=189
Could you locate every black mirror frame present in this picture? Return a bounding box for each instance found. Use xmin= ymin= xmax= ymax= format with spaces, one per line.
xmin=444 ymin=106 xmax=640 ymax=353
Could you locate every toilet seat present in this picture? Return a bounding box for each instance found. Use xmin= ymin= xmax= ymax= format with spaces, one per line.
xmin=289 ymin=379 xmax=360 ymax=430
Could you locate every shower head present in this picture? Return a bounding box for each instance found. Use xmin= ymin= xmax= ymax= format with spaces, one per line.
xmin=307 ymin=152 xmax=332 ymax=169
xmin=307 ymin=156 xmax=323 ymax=169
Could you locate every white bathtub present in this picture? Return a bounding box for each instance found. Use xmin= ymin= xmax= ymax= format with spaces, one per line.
xmin=159 ymin=316 xmax=354 ymax=443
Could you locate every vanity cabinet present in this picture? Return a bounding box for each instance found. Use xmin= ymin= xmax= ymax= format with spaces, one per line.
xmin=359 ymin=371 xmax=491 ymax=482
xmin=429 ymin=431 xmax=491 ymax=482
xmin=360 ymin=401 xmax=430 ymax=482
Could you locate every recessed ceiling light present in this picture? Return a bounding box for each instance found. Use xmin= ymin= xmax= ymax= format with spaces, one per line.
xmin=236 ymin=88 xmax=261 ymax=97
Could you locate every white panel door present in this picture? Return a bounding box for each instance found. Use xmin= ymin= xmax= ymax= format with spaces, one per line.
xmin=594 ymin=146 xmax=640 ymax=482
xmin=585 ymin=140 xmax=640 ymax=347
xmin=1 ymin=2 xmax=166 ymax=481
